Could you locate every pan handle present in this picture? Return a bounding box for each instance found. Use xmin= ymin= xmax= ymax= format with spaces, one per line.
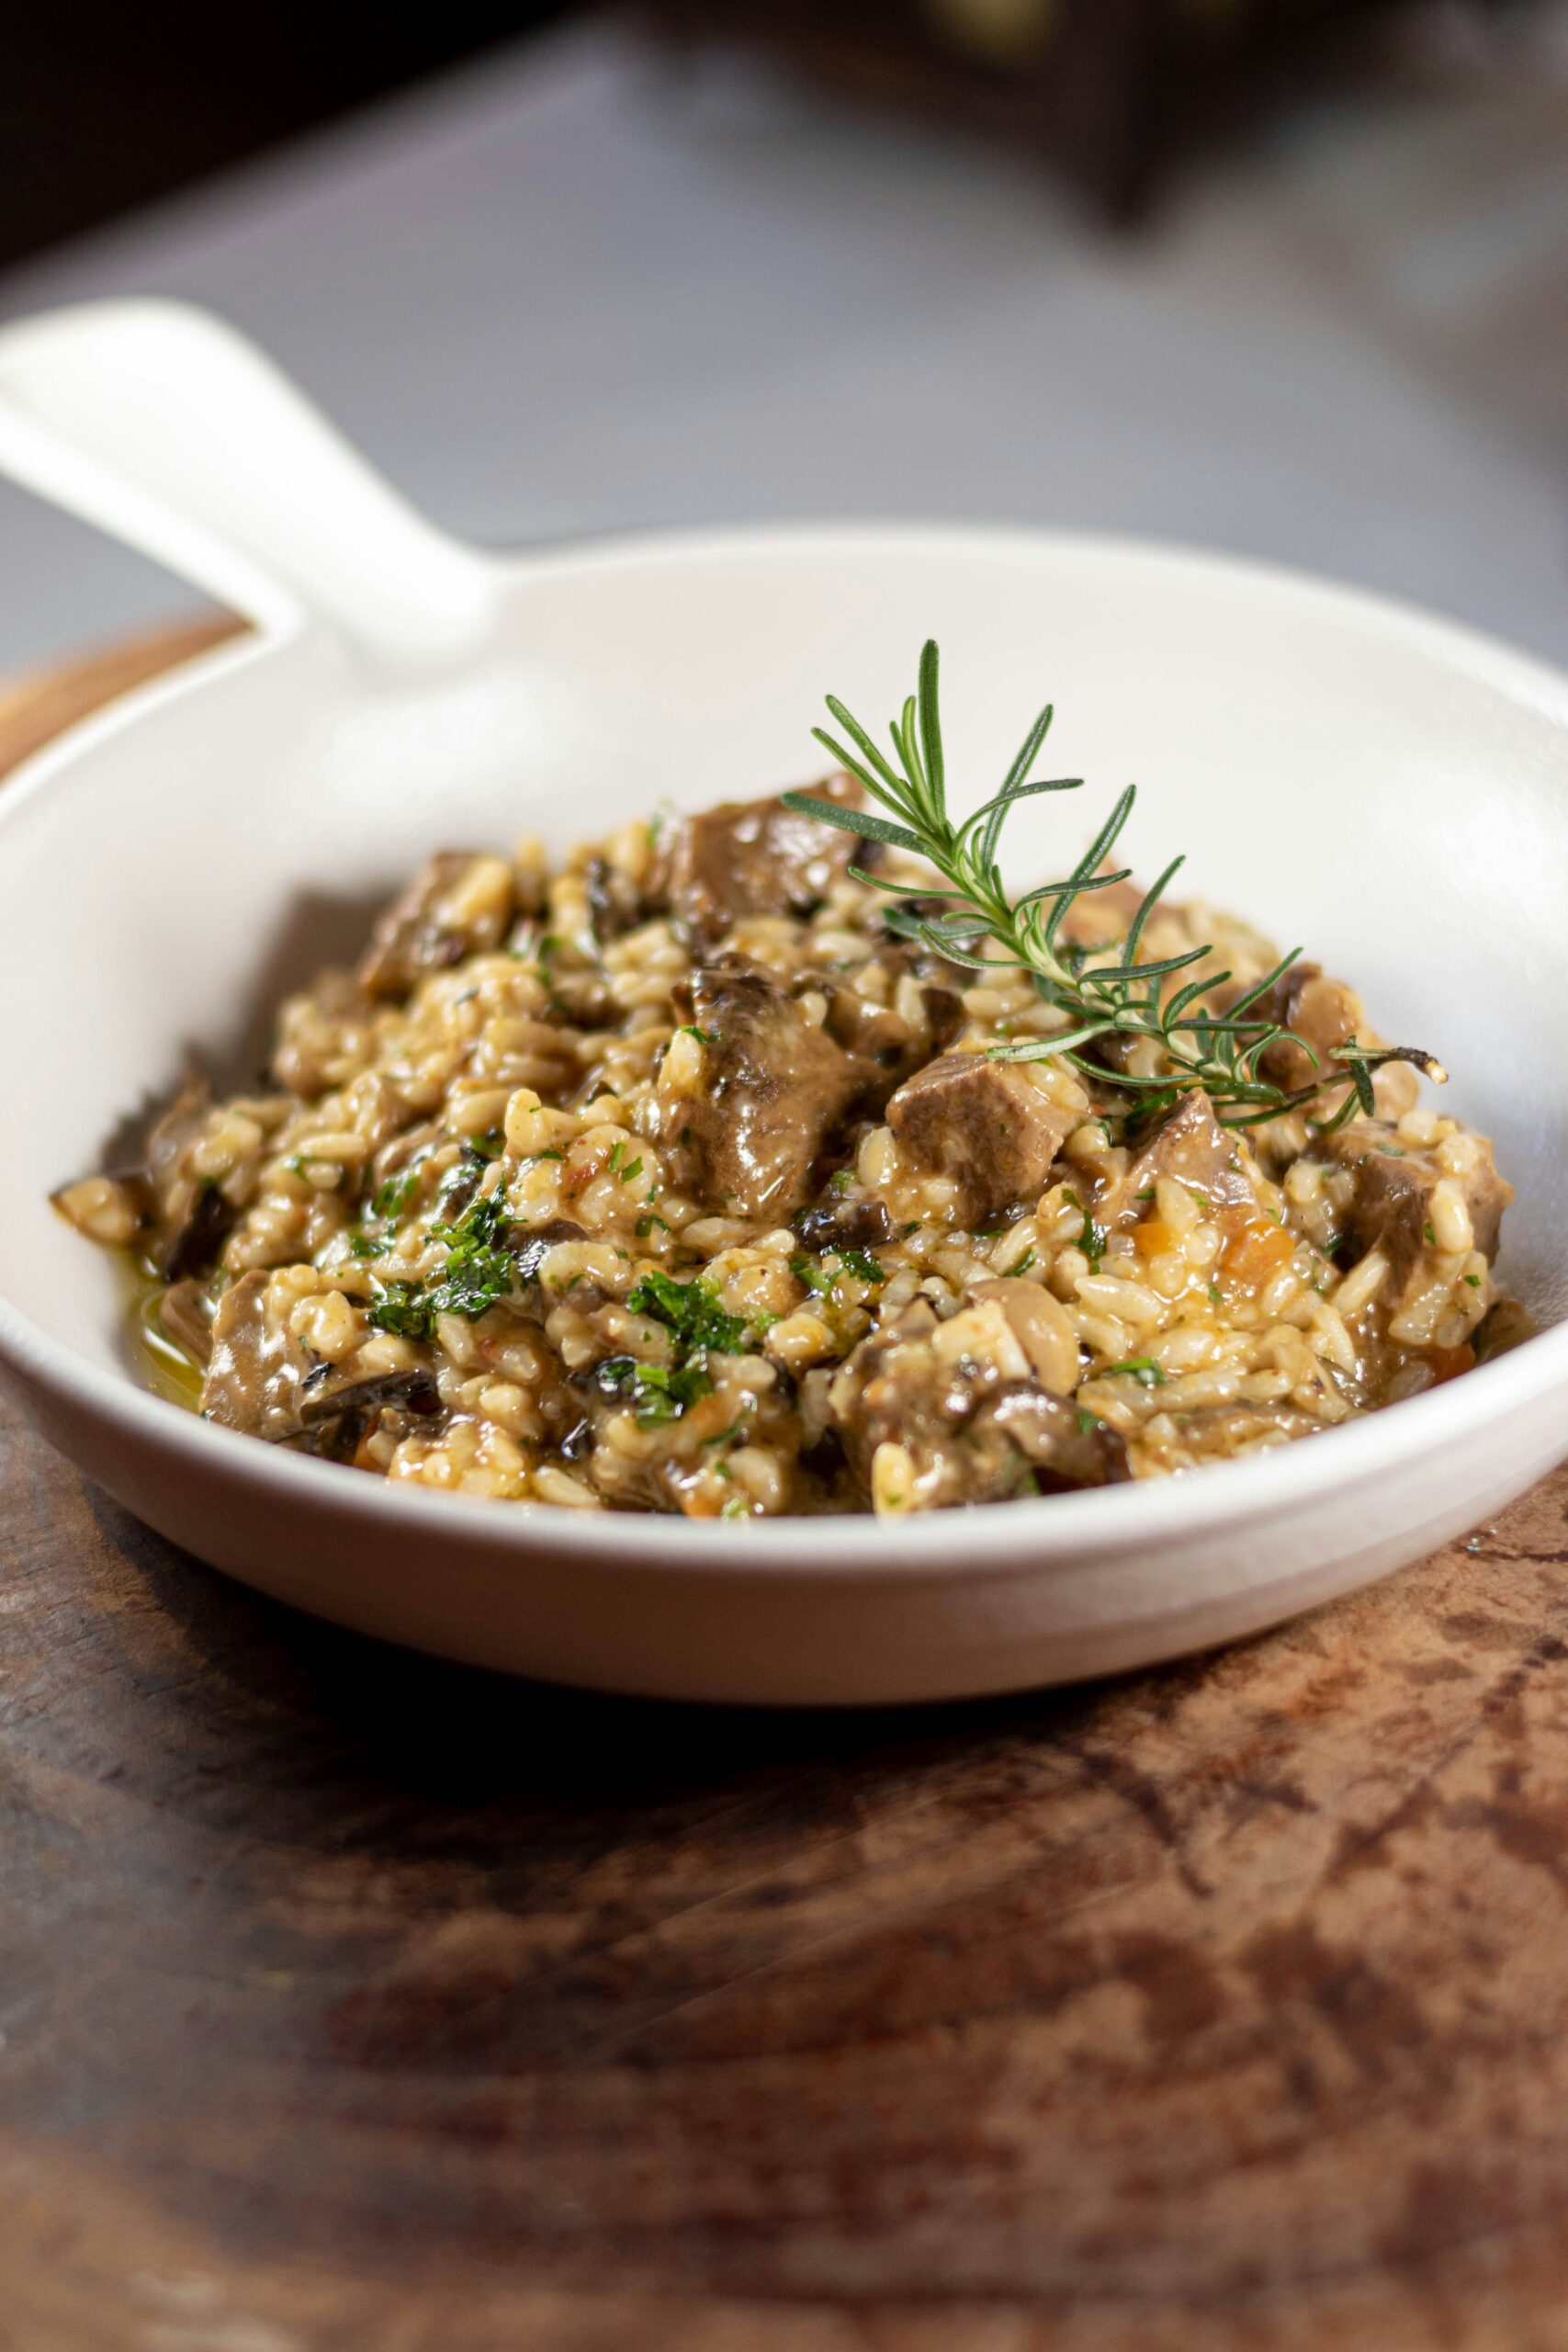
xmin=0 ymin=300 xmax=500 ymax=671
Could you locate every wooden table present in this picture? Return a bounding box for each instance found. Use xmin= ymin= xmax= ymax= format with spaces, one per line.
xmin=6 ymin=629 xmax=1568 ymax=2352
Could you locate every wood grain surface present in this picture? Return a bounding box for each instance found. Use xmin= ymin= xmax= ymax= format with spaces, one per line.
xmin=5 ymin=629 xmax=1568 ymax=2352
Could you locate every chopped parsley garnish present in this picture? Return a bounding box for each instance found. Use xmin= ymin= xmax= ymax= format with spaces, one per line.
xmin=829 ymin=1168 xmax=854 ymax=1197
xmin=635 ymin=1212 xmax=672 ymax=1239
xmin=1077 ymin=1407 xmax=1104 ymax=1436
xmin=626 ymin=1269 xmax=750 ymax=1355
xmin=371 ymin=1165 xmax=421 ymax=1221
xmin=789 ymin=1246 xmax=885 ymax=1295
xmin=836 ymin=1247 xmax=885 ymax=1284
xmin=1462 ymin=1272 xmax=1482 ymax=1288
xmin=1003 ymin=1247 xmax=1036 ymax=1277
xmin=1424 ymin=1220 xmax=1438 ymax=1246
xmin=589 ymin=1270 xmax=753 ymax=1430
xmin=1065 ymin=1190 xmax=1106 ymax=1270
xmin=1102 ymin=1358 xmax=1165 ymax=1387
xmin=607 ymin=1141 xmax=644 ymax=1183
xmin=676 ymin=1024 xmax=717 ymax=1046
xmin=790 ymin=1251 xmax=832 ymax=1297
xmin=592 ymin=1353 xmax=715 ymax=1427
xmin=367 ymin=1185 xmax=517 ymax=1338
xmin=366 ymin=1281 xmax=434 ymax=1340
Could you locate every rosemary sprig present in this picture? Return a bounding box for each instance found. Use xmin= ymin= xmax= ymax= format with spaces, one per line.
xmin=781 ymin=641 xmax=1442 ymax=1130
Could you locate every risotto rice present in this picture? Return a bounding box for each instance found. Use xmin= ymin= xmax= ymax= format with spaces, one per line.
xmin=55 ymin=774 xmax=1520 ymax=1517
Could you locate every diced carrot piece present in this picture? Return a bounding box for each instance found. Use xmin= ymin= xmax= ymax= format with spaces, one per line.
xmin=1427 ymin=1342 xmax=1476 ymax=1385
xmin=1221 ymin=1219 xmax=1294 ymax=1295
xmin=1134 ymin=1217 xmax=1177 ymax=1261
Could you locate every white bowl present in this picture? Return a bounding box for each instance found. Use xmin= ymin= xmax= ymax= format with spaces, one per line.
xmin=1 ymin=300 xmax=1566 ymax=1705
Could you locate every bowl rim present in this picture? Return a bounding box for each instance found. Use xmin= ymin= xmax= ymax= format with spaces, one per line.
xmin=5 ymin=514 xmax=1567 ymax=1577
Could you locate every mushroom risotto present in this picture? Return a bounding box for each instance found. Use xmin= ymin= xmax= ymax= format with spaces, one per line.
xmin=55 ymin=647 xmax=1522 ymax=1518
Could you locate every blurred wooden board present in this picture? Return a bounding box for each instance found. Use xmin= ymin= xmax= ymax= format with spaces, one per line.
xmin=5 ymin=626 xmax=1568 ymax=2352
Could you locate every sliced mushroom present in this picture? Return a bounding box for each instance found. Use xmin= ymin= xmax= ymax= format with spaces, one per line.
xmin=794 ymin=1186 xmax=897 ymax=1257
xmin=202 ymin=1269 xmax=436 ymax=1454
xmin=158 ymin=1278 xmax=217 ymax=1367
xmin=967 ymin=1278 xmax=1080 ymax=1394
xmin=829 ymin=1302 xmax=1125 ymax=1510
xmin=1325 ymin=1117 xmax=1512 ymax=1315
xmin=358 ymin=852 xmax=514 ymax=1000
xmin=140 ymin=1081 xmax=235 ymax=1281
xmin=583 ymin=854 xmax=643 ymax=944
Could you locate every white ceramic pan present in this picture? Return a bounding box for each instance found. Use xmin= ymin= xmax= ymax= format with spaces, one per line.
xmin=1 ymin=300 xmax=1565 ymax=1704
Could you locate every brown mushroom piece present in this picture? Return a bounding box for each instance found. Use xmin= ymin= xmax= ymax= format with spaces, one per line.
xmin=967 ymin=1278 xmax=1081 ymax=1394
xmin=1325 ymin=1118 xmax=1512 ymax=1314
xmin=1226 ymin=957 xmax=1422 ymax=1120
xmin=202 ymin=1270 xmax=313 ymax=1441
xmin=201 ymin=1269 xmax=435 ymax=1453
xmin=1239 ymin=959 xmax=1362 ymax=1095
xmin=583 ymin=854 xmax=643 ymax=944
xmin=661 ymin=957 xmax=874 ymax=1220
xmin=829 ymin=1303 xmax=1125 ymax=1510
xmin=140 ymin=1080 xmax=235 ymax=1281
xmin=157 ymin=1278 xmax=217 ymax=1368
xmin=793 ymin=1186 xmax=897 ymax=1257
xmin=293 ymin=1366 xmax=440 ymax=1460
xmin=358 ymin=851 xmax=514 ymax=1000
xmin=655 ymin=773 xmax=870 ymax=943
xmin=885 ymin=1052 xmax=1077 ymax=1226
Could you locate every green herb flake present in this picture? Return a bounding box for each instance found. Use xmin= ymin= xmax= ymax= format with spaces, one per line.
xmin=1102 ymin=1357 xmax=1166 ymax=1387
xmin=789 ymin=1250 xmax=833 ymax=1298
xmin=592 ymin=1352 xmax=716 ymax=1428
xmin=1065 ymin=1191 xmax=1106 ymax=1270
xmin=835 ymin=1247 xmax=885 ymax=1284
xmin=367 ymin=1282 xmax=434 ymax=1340
xmin=371 ymin=1166 xmax=420 ymax=1221
xmin=368 ymin=1184 xmax=519 ymax=1334
xmin=626 ymin=1269 xmax=750 ymax=1355
xmin=676 ymin=1024 xmax=717 ymax=1046
xmin=1003 ymin=1247 xmax=1036 ymax=1277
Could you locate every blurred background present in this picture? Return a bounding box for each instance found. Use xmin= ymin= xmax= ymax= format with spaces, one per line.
xmin=1 ymin=0 xmax=1565 ymax=672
